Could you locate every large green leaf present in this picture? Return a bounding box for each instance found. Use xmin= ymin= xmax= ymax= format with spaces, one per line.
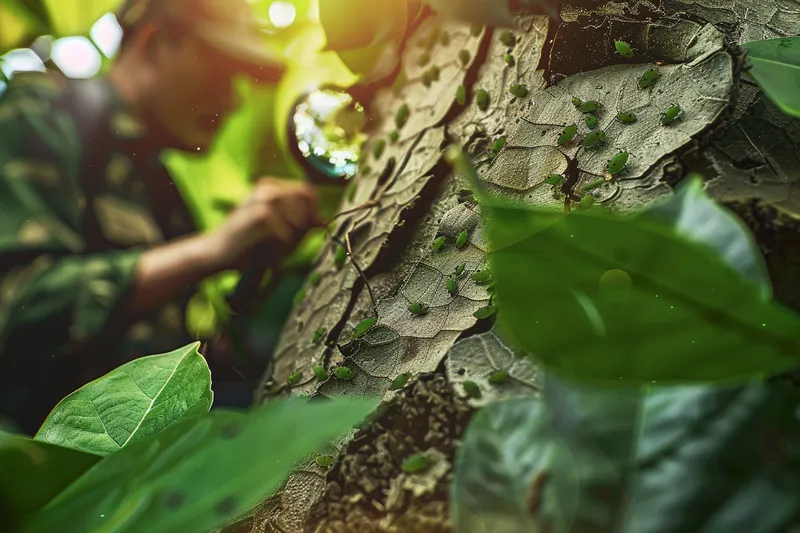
xmin=480 ymin=176 xmax=800 ymax=385
xmin=451 ymin=397 xmax=580 ymax=533
xmin=452 ymin=377 xmax=800 ymax=533
xmin=742 ymin=37 xmax=800 ymax=120
xmin=34 ymin=343 xmax=212 ymax=456
xmin=0 ymin=432 xmax=100 ymax=525
xmin=19 ymin=398 xmax=376 ymax=533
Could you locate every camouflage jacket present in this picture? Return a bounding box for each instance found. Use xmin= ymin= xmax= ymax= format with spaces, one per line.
xmin=0 ymin=71 xmax=198 ymax=433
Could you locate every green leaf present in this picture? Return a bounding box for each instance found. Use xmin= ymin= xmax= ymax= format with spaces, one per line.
xmin=481 ymin=176 xmax=800 ymax=385
xmin=319 ymin=0 xmax=408 ymax=51
xmin=35 ymin=343 xmax=212 ymax=456
xmin=453 ymin=377 xmax=800 ymax=533
xmin=0 ymin=433 xmax=100 ymax=521
xmin=543 ymin=374 xmax=800 ymax=532
xmin=19 ymin=398 xmax=376 ymax=533
xmin=742 ymin=37 xmax=800 ymax=119
xmin=451 ymin=397 xmax=579 ymax=533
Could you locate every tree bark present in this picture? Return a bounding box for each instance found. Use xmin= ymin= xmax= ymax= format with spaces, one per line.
xmin=237 ymin=1 xmax=800 ymax=531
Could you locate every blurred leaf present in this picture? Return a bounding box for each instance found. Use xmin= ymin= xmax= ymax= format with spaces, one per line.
xmin=35 ymin=343 xmax=212 ymax=456
xmin=41 ymin=0 xmax=122 ymax=36
xmin=19 ymin=398 xmax=376 ymax=533
xmin=642 ymin=177 xmax=771 ymax=297
xmin=451 ymin=396 xmax=579 ymax=533
xmin=453 ymin=376 xmax=800 ymax=533
xmin=0 ymin=432 xmax=100 ymax=521
xmin=0 ymin=0 xmax=44 ymax=52
xmin=319 ymin=0 xmax=408 ymax=51
xmin=742 ymin=37 xmax=800 ymax=119
xmin=480 ymin=176 xmax=800 ymax=385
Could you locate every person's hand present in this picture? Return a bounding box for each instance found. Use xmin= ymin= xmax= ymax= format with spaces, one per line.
xmin=208 ymin=178 xmax=320 ymax=271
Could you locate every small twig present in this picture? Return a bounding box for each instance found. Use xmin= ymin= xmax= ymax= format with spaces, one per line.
xmin=345 ymin=232 xmax=378 ymax=313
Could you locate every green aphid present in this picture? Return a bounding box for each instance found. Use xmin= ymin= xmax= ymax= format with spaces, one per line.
xmin=571 ymin=96 xmax=583 ymax=108
xmin=463 ymin=380 xmax=482 ymax=399
xmin=470 ymin=23 xmax=483 ymax=36
xmin=456 ymin=85 xmax=467 ymax=105
xmin=334 ymin=244 xmax=347 ymax=269
xmin=418 ymin=51 xmax=431 ymax=67
xmin=372 ymin=138 xmax=386 ymax=160
xmin=471 ymin=269 xmax=492 ymax=283
xmin=389 ymin=373 xmax=410 ymax=391
xmin=500 ymin=30 xmax=516 ymax=47
xmin=616 ymin=111 xmax=637 ymax=123
xmin=333 ymin=366 xmax=354 ymax=380
xmin=607 ymin=151 xmax=630 ymax=175
xmin=447 ymin=276 xmax=458 ymax=296
xmin=455 ymin=263 xmax=466 ymax=277
xmin=395 ymin=103 xmax=410 ymax=129
xmin=293 ymin=288 xmax=306 ymax=305
xmin=316 ymin=455 xmax=333 ymax=468
xmin=546 ymin=173 xmax=566 ymax=186
xmin=579 ymin=194 xmax=596 ymax=208
xmin=510 ymin=84 xmax=529 ymax=98
xmin=638 ymin=66 xmax=659 ymax=89
xmin=578 ymin=100 xmax=603 ymax=113
xmin=422 ymin=70 xmax=433 ymax=87
xmin=582 ymin=130 xmax=606 ymax=148
xmin=313 ymin=365 xmax=328 ymax=381
xmin=557 ymin=123 xmax=578 ymax=145
xmin=582 ymin=178 xmax=606 ymax=192
xmin=288 ymin=370 xmax=302 ymax=386
xmin=439 ymin=31 xmax=450 ymax=45
xmin=473 ymin=305 xmax=497 ymax=319
xmin=403 ymin=453 xmax=431 ymax=473
xmin=455 ymin=230 xmax=468 ymax=249
xmin=614 ymin=39 xmax=635 ymax=58
xmin=308 ymin=272 xmax=321 ymax=287
xmin=431 ymin=236 xmax=446 ymax=250
xmin=312 ymin=327 xmax=327 ymax=344
xmin=584 ymin=113 xmax=598 ymax=130
xmin=459 ymin=49 xmax=472 ymax=66
xmin=489 ymin=370 xmax=508 ymax=384
xmin=389 ymin=130 xmax=400 ymax=143
xmin=353 ymin=317 xmax=377 ymax=338
xmin=489 ymin=136 xmax=506 ymax=157
xmin=476 ymin=88 xmax=490 ymax=111
xmin=505 ymin=53 xmax=515 ymax=66
xmin=408 ymin=302 xmax=429 ymax=315
xmin=660 ymin=104 xmax=682 ymax=125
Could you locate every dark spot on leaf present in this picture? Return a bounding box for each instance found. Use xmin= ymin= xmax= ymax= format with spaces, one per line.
xmin=215 ymin=497 xmax=238 ymax=516
xmin=221 ymin=422 xmax=241 ymax=439
xmin=162 ymin=491 xmax=185 ymax=510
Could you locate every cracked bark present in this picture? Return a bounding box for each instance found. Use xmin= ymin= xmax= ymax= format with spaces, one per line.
xmin=224 ymin=1 xmax=800 ymax=532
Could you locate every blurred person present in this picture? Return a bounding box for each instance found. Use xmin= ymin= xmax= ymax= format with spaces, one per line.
xmin=0 ymin=0 xmax=320 ymax=435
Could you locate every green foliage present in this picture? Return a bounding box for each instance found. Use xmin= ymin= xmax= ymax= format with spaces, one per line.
xmin=319 ymin=0 xmax=408 ymax=51
xmin=480 ymin=176 xmax=800 ymax=385
xmin=451 ymin=397 xmax=577 ymax=533
xmin=0 ymin=433 xmax=100 ymax=521
xmin=35 ymin=343 xmax=212 ymax=456
xmin=18 ymin=398 xmax=376 ymax=533
xmin=453 ymin=377 xmax=800 ymax=533
xmin=742 ymin=37 xmax=800 ymax=119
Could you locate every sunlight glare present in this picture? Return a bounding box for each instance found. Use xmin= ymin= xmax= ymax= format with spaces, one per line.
xmin=52 ymin=36 xmax=102 ymax=79
xmin=269 ymin=2 xmax=297 ymax=28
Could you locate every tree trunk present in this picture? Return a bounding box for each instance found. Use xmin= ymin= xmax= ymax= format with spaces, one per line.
xmin=238 ymin=1 xmax=800 ymax=531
